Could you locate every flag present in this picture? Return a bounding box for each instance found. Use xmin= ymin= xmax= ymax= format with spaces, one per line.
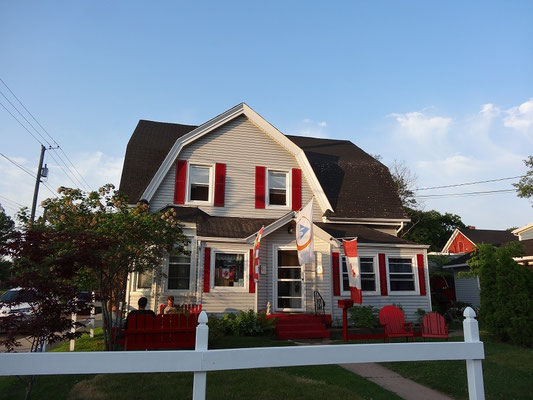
xmin=343 ymin=238 xmax=362 ymax=304
xmin=296 ymin=200 xmax=314 ymax=265
xmin=252 ymin=226 xmax=264 ymax=282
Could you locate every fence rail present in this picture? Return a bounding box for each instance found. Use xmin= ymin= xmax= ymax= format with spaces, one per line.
xmin=0 ymin=307 xmax=486 ymax=400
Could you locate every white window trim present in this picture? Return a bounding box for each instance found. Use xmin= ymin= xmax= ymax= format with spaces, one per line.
xmin=165 ymin=238 xmax=196 ymax=295
xmin=186 ymin=163 xmax=214 ymax=205
xmin=340 ymin=254 xmax=380 ymax=296
xmin=386 ymin=254 xmax=419 ymax=295
xmin=210 ymin=249 xmax=249 ymax=292
xmin=266 ymin=168 xmax=291 ymax=209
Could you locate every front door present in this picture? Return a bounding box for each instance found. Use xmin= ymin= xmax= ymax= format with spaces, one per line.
xmin=275 ymin=249 xmax=305 ymax=312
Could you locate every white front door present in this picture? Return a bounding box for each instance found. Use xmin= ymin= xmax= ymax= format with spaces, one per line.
xmin=274 ymin=249 xmax=305 ymax=312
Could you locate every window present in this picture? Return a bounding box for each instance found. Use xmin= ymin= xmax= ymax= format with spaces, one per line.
xmin=341 ymin=257 xmax=377 ymax=293
xmin=168 ymin=243 xmax=191 ymax=290
xmin=268 ymin=170 xmax=287 ymax=206
xmin=214 ymin=253 xmax=245 ymax=288
xmin=388 ymin=257 xmax=415 ymax=291
xmin=189 ymin=164 xmax=211 ymax=202
xmin=137 ymin=271 xmax=153 ymax=289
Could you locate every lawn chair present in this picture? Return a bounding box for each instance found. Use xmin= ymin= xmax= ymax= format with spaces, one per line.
xmin=421 ymin=312 xmax=449 ymax=341
xmin=379 ymin=305 xmax=414 ymax=342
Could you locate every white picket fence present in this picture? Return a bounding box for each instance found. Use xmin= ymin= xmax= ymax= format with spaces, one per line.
xmin=0 ymin=307 xmax=486 ymax=400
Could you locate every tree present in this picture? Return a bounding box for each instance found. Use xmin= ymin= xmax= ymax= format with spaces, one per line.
xmin=390 ymin=160 xmax=419 ymax=209
xmin=0 ymin=207 xmax=15 ymax=287
xmin=38 ymin=184 xmax=186 ymax=350
xmin=514 ymin=155 xmax=533 ymax=205
xmin=402 ymin=208 xmax=466 ymax=252
xmin=466 ymin=242 xmax=533 ymax=346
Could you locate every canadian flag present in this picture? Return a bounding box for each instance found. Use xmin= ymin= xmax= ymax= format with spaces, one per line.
xmin=343 ymin=238 xmax=362 ymax=304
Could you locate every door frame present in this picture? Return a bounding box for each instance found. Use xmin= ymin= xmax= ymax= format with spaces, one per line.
xmin=273 ymin=245 xmax=305 ymax=312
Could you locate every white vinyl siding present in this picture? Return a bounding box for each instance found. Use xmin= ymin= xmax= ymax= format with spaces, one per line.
xmin=150 ymin=115 xmax=323 ymax=220
xmin=454 ymin=272 xmax=481 ymax=307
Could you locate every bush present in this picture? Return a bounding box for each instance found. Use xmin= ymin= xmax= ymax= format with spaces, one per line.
xmin=348 ymin=305 xmax=380 ymax=329
xmin=468 ymin=243 xmax=533 ymax=347
xmin=415 ymin=308 xmax=426 ymax=324
xmin=212 ymin=310 xmax=275 ymax=337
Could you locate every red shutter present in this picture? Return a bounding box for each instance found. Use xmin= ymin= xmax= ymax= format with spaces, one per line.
xmin=174 ymin=160 xmax=187 ymax=204
xmin=417 ymin=254 xmax=427 ymax=296
xmin=332 ymin=252 xmax=340 ymax=296
xmin=249 ymin=249 xmax=255 ymax=293
xmin=379 ymin=253 xmax=388 ymax=296
xmin=214 ymin=163 xmax=226 ymax=207
xmin=255 ymin=166 xmax=266 ymax=209
xmin=292 ymin=168 xmax=302 ymax=211
xmin=203 ymin=247 xmax=211 ymax=293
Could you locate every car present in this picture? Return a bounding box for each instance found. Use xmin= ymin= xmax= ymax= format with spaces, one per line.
xmin=0 ymin=287 xmax=38 ymax=330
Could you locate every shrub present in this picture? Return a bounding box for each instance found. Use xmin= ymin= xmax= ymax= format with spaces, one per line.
xmin=415 ymin=308 xmax=426 ymax=324
xmin=348 ymin=305 xmax=380 ymax=329
xmin=214 ymin=310 xmax=275 ymax=336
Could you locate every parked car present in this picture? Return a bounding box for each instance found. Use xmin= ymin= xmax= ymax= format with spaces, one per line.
xmin=0 ymin=287 xmax=38 ymax=330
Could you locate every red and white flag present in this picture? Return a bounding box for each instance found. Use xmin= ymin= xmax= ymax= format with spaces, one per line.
xmin=252 ymin=226 xmax=264 ymax=282
xmin=343 ymin=238 xmax=362 ymax=304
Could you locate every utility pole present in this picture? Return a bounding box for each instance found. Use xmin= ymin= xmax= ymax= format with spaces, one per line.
xmin=30 ymin=145 xmax=45 ymax=224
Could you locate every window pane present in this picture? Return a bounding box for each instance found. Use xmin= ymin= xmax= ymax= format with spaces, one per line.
xmin=269 ymin=171 xmax=286 ymax=189
xmin=190 ymin=184 xmax=209 ymax=201
xmin=278 ymin=281 xmax=302 ymax=297
xmin=138 ymin=271 xmax=152 ymax=289
xmin=389 ymin=258 xmax=413 ymax=273
xmin=360 ymin=258 xmax=374 ymax=273
xmin=269 ymin=189 xmax=286 ymax=205
xmin=390 ymin=279 xmax=415 ymax=291
xmin=277 ymin=267 xmax=301 ymax=279
xmin=190 ymin=166 xmax=210 ymax=184
xmin=214 ymin=253 xmax=245 ymax=287
xmin=361 ymin=275 xmax=375 ymax=291
xmin=278 ymin=250 xmax=300 ymax=266
xmin=278 ymin=297 xmax=302 ymax=309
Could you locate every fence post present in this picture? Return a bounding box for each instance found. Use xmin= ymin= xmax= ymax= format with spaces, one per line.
xmin=463 ymin=307 xmax=485 ymax=400
xmin=89 ymin=291 xmax=95 ymax=338
xmin=70 ymin=311 xmax=77 ymax=352
xmin=192 ymin=311 xmax=209 ymax=400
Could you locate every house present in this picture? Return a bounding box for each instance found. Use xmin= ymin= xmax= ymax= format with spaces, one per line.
xmin=512 ymin=223 xmax=533 ymax=267
xmin=118 ymin=103 xmax=431 ymax=329
xmin=442 ymin=227 xmax=518 ymax=306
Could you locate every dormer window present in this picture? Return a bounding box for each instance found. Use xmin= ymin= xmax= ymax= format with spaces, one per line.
xmin=189 ymin=164 xmax=211 ymax=202
xmin=268 ymin=170 xmax=288 ymax=206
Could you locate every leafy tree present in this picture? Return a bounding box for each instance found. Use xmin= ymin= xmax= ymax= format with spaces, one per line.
xmin=514 ymin=155 xmax=533 ymax=205
xmin=402 ymin=208 xmax=466 ymax=252
xmin=466 ymin=242 xmax=533 ymax=346
xmin=0 ymin=207 xmax=15 ymax=287
xmin=37 ymin=184 xmax=186 ymax=350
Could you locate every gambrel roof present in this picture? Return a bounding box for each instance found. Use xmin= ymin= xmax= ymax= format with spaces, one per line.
xmin=119 ymin=103 xmax=406 ymax=220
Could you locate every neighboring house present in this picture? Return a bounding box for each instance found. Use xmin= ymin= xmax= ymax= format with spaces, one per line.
xmin=512 ymin=223 xmax=533 ymax=267
xmin=442 ymin=227 xmax=518 ymax=307
xmin=119 ymin=103 xmax=431 ymax=325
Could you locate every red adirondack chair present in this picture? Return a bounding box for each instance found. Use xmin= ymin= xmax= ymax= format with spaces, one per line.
xmin=421 ymin=312 xmax=449 ymax=341
xmin=379 ymin=305 xmax=414 ymax=342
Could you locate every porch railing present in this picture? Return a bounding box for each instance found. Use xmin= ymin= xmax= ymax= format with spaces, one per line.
xmin=313 ymin=290 xmax=326 ymax=322
xmin=0 ymin=308 xmax=486 ymax=400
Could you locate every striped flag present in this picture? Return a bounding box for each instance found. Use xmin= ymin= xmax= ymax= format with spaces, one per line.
xmin=252 ymin=226 xmax=264 ymax=282
xmin=343 ymin=238 xmax=362 ymax=304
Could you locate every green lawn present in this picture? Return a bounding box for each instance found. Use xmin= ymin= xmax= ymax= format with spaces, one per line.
xmin=1 ymin=331 xmax=400 ymax=400
xmin=382 ymin=334 xmax=533 ymax=400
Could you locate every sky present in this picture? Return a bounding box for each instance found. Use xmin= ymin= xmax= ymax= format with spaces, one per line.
xmin=1 ymin=1 xmax=532 ymax=229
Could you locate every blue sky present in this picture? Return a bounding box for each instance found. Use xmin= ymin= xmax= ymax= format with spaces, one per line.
xmin=1 ymin=1 xmax=532 ymax=229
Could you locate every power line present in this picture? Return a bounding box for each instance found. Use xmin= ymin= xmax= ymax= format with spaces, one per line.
xmin=0 ymin=99 xmax=45 ymax=146
xmin=0 ymin=78 xmax=92 ymax=191
xmin=416 ymin=188 xmax=516 ymax=199
xmin=416 ymin=176 xmax=524 ymax=191
xmin=0 ymin=194 xmax=25 ymax=208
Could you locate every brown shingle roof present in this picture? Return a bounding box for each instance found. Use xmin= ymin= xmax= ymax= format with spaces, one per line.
xmin=118 ymin=120 xmax=197 ymax=202
xmin=458 ymin=228 xmax=517 ymax=246
xmin=317 ymin=223 xmax=418 ymax=245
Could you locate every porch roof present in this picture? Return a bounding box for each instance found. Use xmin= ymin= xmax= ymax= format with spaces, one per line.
xmin=316 ymin=223 xmax=416 ymax=245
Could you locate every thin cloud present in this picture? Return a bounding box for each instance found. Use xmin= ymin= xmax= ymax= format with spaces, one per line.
xmin=296 ymin=119 xmax=329 ymax=138
xmin=388 ymin=111 xmax=452 ymax=142
xmin=504 ymin=98 xmax=533 ymax=132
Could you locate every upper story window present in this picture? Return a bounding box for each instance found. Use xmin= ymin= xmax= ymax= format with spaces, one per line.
xmin=341 ymin=256 xmax=378 ymax=294
xmin=388 ymin=257 xmax=415 ymax=292
xmin=189 ymin=164 xmax=211 ymax=202
xmin=168 ymin=242 xmax=191 ymax=290
xmin=267 ymin=170 xmax=288 ymax=206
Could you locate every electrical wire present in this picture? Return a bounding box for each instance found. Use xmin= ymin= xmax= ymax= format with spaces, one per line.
xmin=416 ymin=188 xmax=516 ymax=199
xmin=416 ymin=176 xmax=524 ymax=191
xmin=0 ymin=153 xmax=58 ymax=198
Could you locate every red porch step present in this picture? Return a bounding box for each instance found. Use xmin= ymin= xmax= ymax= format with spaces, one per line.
xmin=268 ymin=314 xmax=331 ymax=340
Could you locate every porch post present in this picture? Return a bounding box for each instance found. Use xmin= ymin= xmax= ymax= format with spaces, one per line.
xmin=463 ymin=307 xmax=485 ymax=400
xmin=192 ymin=311 xmax=209 ymax=400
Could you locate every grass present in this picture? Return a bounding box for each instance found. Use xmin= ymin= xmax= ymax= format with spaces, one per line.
xmin=382 ymin=333 xmax=533 ymax=399
xmin=1 ymin=332 xmax=400 ymax=400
